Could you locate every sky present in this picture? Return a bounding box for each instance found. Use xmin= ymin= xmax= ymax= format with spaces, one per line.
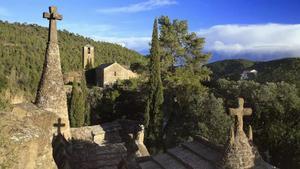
xmin=1 ymin=0 xmax=300 ymax=62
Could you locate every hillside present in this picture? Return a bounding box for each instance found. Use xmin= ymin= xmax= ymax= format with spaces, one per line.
xmin=207 ymin=59 xmax=255 ymax=80
xmin=0 ymin=21 xmax=147 ymax=102
xmin=207 ymin=58 xmax=300 ymax=87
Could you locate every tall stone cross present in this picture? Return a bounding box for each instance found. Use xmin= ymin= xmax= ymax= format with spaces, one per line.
xmin=229 ymin=98 xmax=252 ymax=132
xmin=43 ymin=6 xmax=62 ymax=43
xmin=53 ymin=118 xmax=65 ymax=134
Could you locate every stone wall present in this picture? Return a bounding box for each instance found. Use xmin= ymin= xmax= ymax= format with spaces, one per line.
xmin=0 ymin=103 xmax=58 ymax=169
xmin=70 ymin=122 xmax=122 ymax=145
xmin=96 ymin=62 xmax=138 ymax=87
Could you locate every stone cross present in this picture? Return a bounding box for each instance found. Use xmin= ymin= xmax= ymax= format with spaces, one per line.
xmin=53 ymin=118 xmax=65 ymax=134
xmin=43 ymin=6 xmax=62 ymax=43
xmin=229 ymin=98 xmax=252 ymax=132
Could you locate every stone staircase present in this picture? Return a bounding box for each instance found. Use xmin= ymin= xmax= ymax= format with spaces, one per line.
xmin=138 ymin=137 xmax=223 ymax=169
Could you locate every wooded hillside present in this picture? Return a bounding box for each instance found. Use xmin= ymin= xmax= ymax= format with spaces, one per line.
xmin=0 ymin=20 xmax=147 ymax=99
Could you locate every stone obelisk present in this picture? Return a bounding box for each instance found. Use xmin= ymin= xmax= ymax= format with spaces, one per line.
xmin=35 ymin=6 xmax=70 ymax=138
xmin=222 ymin=98 xmax=255 ymax=169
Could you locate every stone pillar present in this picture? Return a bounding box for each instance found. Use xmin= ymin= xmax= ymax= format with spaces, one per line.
xmin=35 ymin=6 xmax=70 ymax=138
xmin=222 ymin=98 xmax=255 ymax=169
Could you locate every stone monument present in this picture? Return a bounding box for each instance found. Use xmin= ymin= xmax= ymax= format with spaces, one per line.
xmin=222 ymin=98 xmax=255 ymax=169
xmin=35 ymin=6 xmax=70 ymax=138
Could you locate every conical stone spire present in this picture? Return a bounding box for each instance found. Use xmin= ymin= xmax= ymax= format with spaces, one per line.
xmin=222 ymin=98 xmax=255 ymax=169
xmin=35 ymin=6 xmax=70 ymax=138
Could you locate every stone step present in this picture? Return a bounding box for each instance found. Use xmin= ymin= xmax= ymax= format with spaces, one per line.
xmin=182 ymin=141 xmax=222 ymax=163
xmin=167 ymin=146 xmax=214 ymax=169
xmin=139 ymin=160 xmax=163 ymax=169
xmin=153 ymin=153 xmax=186 ymax=169
xmin=73 ymin=158 xmax=121 ymax=168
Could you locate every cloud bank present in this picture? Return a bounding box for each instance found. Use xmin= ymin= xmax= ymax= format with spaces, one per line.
xmin=199 ymin=24 xmax=300 ymax=61
xmin=97 ymin=0 xmax=177 ymax=14
xmin=94 ymin=36 xmax=151 ymax=53
xmin=66 ymin=23 xmax=300 ymax=61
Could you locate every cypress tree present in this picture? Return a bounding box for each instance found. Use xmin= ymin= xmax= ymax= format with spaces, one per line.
xmin=80 ymin=72 xmax=91 ymax=126
xmin=145 ymin=19 xmax=164 ymax=152
xmin=69 ymin=82 xmax=85 ymax=127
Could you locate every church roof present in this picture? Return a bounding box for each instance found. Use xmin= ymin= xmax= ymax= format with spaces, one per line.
xmin=97 ymin=63 xmax=115 ymax=70
xmin=96 ymin=62 xmax=131 ymax=70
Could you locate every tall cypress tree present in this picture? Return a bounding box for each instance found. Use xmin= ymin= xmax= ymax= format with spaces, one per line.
xmin=69 ymin=82 xmax=85 ymax=127
xmin=145 ymin=19 xmax=164 ymax=152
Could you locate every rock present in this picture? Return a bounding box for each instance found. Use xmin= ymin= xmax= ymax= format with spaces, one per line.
xmin=0 ymin=103 xmax=58 ymax=169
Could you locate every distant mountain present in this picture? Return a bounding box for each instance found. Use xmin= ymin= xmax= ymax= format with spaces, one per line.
xmin=0 ymin=20 xmax=147 ymax=100
xmin=207 ymin=58 xmax=300 ymax=87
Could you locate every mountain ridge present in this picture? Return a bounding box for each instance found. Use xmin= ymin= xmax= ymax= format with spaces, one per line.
xmin=207 ymin=57 xmax=300 ymax=87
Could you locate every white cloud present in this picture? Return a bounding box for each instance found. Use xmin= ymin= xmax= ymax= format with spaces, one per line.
xmin=93 ymin=36 xmax=151 ymax=53
xmin=198 ymin=24 xmax=300 ymax=60
xmin=56 ymin=22 xmax=151 ymax=53
xmin=97 ymin=0 xmax=177 ymax=14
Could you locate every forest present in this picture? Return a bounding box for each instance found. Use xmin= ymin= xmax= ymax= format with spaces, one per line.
xmin=0 ymin=17 xmax=299 ymax=169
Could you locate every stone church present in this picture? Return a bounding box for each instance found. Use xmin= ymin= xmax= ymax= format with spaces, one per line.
xmin=64 ymin=44 xmax=138 ymax=87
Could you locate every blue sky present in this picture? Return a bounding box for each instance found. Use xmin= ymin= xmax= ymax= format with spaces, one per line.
xmin=1 ymin=0 xmax=300 ymax=61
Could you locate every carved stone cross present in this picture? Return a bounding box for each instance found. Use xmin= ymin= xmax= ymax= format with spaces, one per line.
xmin=53 ymin=118 xmax=65 ymax=134
xmin=229 ymin=98 xmax=252 ymax=132
xmin=43 ymin=6 xmax=62 ymax=43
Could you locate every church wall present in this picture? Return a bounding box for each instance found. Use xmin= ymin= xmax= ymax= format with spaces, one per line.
xmin=103 ymin=63 xmax=138 ymax=87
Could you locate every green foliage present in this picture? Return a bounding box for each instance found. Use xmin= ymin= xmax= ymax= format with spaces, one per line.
xmin=88 ymin=78 xmax=147 ymax=124
xmin=143 ymin=16 xmax=230 ymax=154
xmin=145 ymin=19 xmax=164 ymax=153
xmin=69 ymin=82 xmax=86 ymax=127
xmin=212 ymin=79 xmax=300 ymax=169
xmin=80 ymin=73 xmax=91 ymax=126
xmin=0 ymin=20 xmax=146 ymax=100
xmin=0 ymin=74 xmax=9 ymax=110
xmin=163 ymin=80 xmax=232 ymax=149
xmin=158 ymin=16 xmax=211 ymax=73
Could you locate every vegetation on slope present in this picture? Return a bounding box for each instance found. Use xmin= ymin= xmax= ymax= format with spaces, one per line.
xmin=0 ymin=20 xmax=147 ymax=101
xmin=207 ymin=58 xmax=300 ymax=87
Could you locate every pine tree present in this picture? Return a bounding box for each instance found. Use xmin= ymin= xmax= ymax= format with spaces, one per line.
xmin=69 ymin=82 xmax=85 ymax=127
xmin=145 ymin=19 xmax=164 ymax=153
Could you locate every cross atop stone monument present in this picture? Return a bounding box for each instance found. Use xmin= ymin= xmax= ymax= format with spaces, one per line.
xmin=53 ymin=118 xmax=65 ymax=134
xmin=35 ymin=6 xmax=70 ymax=138
xmin=43 ymin=6 xmax=62 ymax=43
xmin=229 ymin=98 xmax=252 ymax=132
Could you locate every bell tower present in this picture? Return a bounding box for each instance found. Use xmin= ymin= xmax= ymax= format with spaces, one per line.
xmin=83 ymin=44 xmax=94 ymax=69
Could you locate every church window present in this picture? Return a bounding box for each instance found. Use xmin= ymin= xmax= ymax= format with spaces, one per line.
xmin=114 ymin=71 xmax=117 ymax=76
xmin=88 ymin=47 xmax=91 ymax=54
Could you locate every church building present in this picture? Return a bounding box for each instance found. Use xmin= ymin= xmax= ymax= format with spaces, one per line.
xmin=82 ymin=44 xmax=138 ymax=87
